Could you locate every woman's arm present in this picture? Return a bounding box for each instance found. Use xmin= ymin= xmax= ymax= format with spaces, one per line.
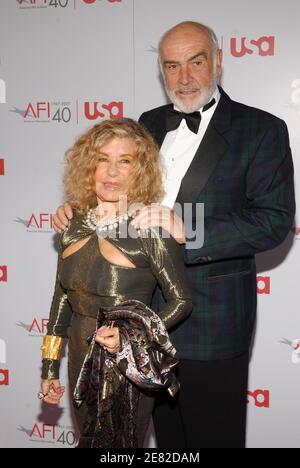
xmin=41 ymin=242 xmax=73 ymax=380
xmin=141 ymin=227 xmax=193 ymax=330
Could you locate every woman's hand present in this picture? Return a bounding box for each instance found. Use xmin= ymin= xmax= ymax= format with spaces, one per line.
xmin=95 ymin=325 xmax=120 ymax=354
xmin=53 ymin=202 xmax=73 ymax=234
xmin=40 ymin=379 xmax=65 ymax=405
xmin=130 ymin=205 xmax=186 ymax=244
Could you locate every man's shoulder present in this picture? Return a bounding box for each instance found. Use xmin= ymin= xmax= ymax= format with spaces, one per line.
xmin=229 ymin=94 xmax=284 ymax=126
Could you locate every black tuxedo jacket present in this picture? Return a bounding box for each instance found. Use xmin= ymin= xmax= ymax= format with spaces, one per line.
xmin=139 ymin=87 xmax=295 ymax=360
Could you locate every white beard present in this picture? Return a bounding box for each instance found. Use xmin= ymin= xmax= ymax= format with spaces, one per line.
xmin=165 ymin=73 xmax=219 ymax=114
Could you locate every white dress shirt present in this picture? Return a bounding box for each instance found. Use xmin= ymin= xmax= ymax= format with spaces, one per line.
xmin=160 ymin=87 xmax=221 ymax=208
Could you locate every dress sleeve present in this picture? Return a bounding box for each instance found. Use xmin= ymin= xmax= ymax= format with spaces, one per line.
xmin=141 ymin=228 xmax=193 ymax=330
xmin=41 ymin=240 xmax=73 ymax=380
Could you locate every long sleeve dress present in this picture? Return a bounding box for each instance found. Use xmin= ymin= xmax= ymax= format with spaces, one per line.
xmin=41 ymin=213 xmax=192 ymax=446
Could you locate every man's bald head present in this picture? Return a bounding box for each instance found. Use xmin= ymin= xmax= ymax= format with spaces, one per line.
xmin=159 ymin=21 xmax=219 ymax=58
xmin=159 ymin=21 xmax=222 ymax=113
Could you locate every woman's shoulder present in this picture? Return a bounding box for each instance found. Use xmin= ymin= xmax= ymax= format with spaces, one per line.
xmin=60 ymin=212 xmax=91 ymax=250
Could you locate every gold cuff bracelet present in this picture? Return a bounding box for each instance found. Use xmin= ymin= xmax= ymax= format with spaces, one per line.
xmin=41 ymin=335 xmax=63 ymax=360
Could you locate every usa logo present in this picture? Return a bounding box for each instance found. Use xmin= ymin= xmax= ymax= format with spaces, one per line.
xmin=257 ymin=276 xmax=271 ymax=295
xmin=0 ymin=266 xmax=8 ymax=283
xmin=247 ymin=390 xmax=270 ymax=408
xmin=230 ymin=36 xmax=275 ymax=57
xmin=0 ymin=339 xmax=9 ymax=387
xmin=0 ymin=159 xmax=4 ymax=176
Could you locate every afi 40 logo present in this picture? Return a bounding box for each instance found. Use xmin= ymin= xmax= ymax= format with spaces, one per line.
xmin=18 ymin=0 xmax=71 ymax=8
xmin=13 ymin=100 xmax=124 ymax=123
xmin=24 ymin=423 xmax=77 ymax=447
xmin=18 ymin=0 xmax=122 ymax=9
xmin=23 ymin=101 xmax=72 ymax=123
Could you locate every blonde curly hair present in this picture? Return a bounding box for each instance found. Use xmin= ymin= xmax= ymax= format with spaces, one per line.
xmin=64 ymin=118 xmax=165 ymax=215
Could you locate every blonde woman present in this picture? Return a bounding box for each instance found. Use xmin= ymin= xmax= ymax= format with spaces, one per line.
xmin=39 ymin=119 xmax=192 ymax=448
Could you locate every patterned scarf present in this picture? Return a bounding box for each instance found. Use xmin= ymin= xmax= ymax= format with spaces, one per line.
xmin=73 ymin=300 xmax=179 ymax=448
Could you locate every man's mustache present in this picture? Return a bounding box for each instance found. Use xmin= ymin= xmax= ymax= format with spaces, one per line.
xmin=175 ymin=86 xmax=201 ymax=93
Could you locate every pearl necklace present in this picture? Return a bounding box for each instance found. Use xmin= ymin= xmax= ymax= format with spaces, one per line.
xmin=85 ymin=207 xmax=130 ymax=234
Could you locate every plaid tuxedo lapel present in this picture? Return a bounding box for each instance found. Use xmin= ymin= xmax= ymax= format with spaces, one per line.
xmin=175 ymin=124 xmax=229 ymax=206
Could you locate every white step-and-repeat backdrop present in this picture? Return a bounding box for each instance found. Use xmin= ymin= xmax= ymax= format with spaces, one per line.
xmin=0 ymin=0 xmax=299 ymax=448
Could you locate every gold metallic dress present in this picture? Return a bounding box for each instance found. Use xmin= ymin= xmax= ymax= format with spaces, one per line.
xmin=41 ymin=214 xmax=192 ymax=446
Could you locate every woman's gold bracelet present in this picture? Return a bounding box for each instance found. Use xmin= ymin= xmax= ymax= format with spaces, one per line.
xmin=41 ymin=335 xmax=63 ymax=360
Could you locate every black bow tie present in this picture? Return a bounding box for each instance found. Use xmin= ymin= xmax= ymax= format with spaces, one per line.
xmin=166 ymin=98 xmax=216 ymax=134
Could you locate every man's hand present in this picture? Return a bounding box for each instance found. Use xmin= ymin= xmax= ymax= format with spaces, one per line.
xmin=130 ymin=205 xmax=186 ymax=244
xmin=53 ymin=203 xmax=73 ymax=234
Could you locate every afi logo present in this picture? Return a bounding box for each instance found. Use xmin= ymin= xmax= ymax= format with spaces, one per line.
xmin=27 ymin=213 xmax=54 ymax=230
xmin=16 ymin=318 xmax=49 ymax=336
xmin=247 ymin=390 xmax=270 ymax=408
xmin=0 ymin=79 xmax=6 ymax=104
xmin=20 ymin=422 xmax=77 ymax=446
xmin=0 ymin=266 xmax=8 ymax=282
xmin=280 ymin=338 xmax=300 ymax=364
xmin=0 ymin=159 xmax=4 ymax=176
xmin=15 ymin=213 xmax=54 ymax=233
xmin=18 ymin=0 xmax=47 ymax=4
xmin=84 ymin=101 xmax=123 ymax=121
xmin=30 ymin=423 xmax=56 ymax=440
xmin=29 ymin=318 xmax=49 ymax=335
xmin=231 ymin=36 xmax=275 ymax=58
xmin=0 ymin=339 xmax=9 ymax=387
xmin=257 ymin=276 xmax=271 ymax=295
xmin=24 ymin=102 xmax=51 ymax=120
